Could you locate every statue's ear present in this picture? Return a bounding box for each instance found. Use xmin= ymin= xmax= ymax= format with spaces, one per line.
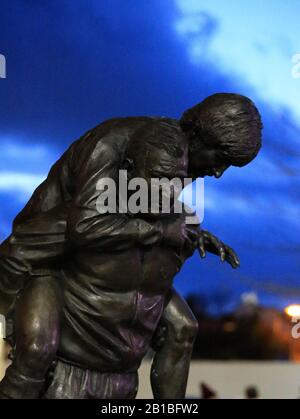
xmin=121 ymin=158 xmax=134 ymax=172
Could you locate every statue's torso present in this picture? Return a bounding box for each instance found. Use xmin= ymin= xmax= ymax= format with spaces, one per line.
xmin=2 ymin=116 xmax=187 ymax=373
xmin=58 ymin=246 xmax=182 ymax=373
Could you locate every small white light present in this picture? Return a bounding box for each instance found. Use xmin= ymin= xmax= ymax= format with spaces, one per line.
xmin=285 ymin=305 xmax=300 ymax=318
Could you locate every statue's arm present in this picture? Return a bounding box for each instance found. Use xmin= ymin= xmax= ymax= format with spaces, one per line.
xmin=66 ymin=141 xmax=163 ymax=250
xmin=150 ymin=288 xmax=198 ymax=399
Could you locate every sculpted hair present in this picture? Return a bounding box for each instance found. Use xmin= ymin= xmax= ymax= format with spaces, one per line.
xmin=180 ymin=93 xmax=263 ymax=166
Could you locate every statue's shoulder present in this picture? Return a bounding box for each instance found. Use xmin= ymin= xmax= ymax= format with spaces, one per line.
xmin=73 ymin=116 xmax=181 ymax=147
xmin=69 ymin=116 xmax=184 ymax=164
xmin=67 ymin=117 xmax=154 ymax=166
xmin=115 ymin=116 xmax=183 ymax=140
xmin=91 ymin=115 xmax=181 ymax=133
xmin=135 ymin=116 xmax=186 ymax=145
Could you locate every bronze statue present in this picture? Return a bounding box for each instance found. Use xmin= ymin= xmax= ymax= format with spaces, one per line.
xmin=0 ymin=93 xmax=262 ymax=399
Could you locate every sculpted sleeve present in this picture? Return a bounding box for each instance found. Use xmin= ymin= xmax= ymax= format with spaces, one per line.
xmin=66 ymin=138 xmax=162 ymax=250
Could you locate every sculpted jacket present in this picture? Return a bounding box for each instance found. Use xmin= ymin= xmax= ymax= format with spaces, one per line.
xmin=0 ymin=117 xmax=187 ymax=290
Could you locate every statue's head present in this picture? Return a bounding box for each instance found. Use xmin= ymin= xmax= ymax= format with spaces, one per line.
xmin=180 ymin=93 xmax=263 ymax=179
xmin=125 ymin=119 xmax=188 ymax=184
xmin=124 ymin=119 xmax=188 ymax=218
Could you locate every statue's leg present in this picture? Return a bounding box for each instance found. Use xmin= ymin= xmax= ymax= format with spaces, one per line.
xmin=150 ymin=287 xmax=198 ymax=399
xmin=0 ymin=274 xmax=62 ymax=399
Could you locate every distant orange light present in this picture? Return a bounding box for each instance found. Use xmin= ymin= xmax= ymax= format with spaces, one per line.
xmin=223 ymin=322 xmax=237 ymax=333
xmin=285 ymin=305 xmax=300 ymax=317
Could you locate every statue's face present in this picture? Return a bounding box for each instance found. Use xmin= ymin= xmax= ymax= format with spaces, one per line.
xmin=188 ymin=142 xmax=230 ymax=179
xmin=130 ymin=144 xmax=188 ymax=184
xmin=127 ymin=144 xmax=188 ymax=217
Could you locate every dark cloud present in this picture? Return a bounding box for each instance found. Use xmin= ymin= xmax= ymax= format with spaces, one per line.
xmin=0 ymin=0 xmax=235 ymax=145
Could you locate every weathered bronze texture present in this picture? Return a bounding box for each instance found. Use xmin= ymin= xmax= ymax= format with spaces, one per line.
xmin=0 ymin=94 xmax=262 ymax=399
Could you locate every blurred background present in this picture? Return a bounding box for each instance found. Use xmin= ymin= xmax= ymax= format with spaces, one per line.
xmin=1 ymin=0 xmax=300 ymax=398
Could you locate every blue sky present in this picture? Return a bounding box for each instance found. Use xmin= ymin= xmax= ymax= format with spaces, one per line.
xmin=0 ymin=0 xmax=300 ymax=313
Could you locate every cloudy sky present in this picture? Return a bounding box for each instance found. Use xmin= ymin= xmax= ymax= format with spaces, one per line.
xmin=0 ymin=0 xmax=300 ymax=313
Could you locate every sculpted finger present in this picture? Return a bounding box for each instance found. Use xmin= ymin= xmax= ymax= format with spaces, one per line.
xmin=207 ymin=234 xmax=226 ymax=262
xmin=219 ymin=246 xmax=226 ymax=262
xmin=198 ymin=235 xmax=206 ymax=258
xmin=225 ymin=246 xmax=240 ymax=268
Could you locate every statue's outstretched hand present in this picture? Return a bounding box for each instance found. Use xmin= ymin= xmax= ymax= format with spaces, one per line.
xmin=198 ymin=230 xmax=240 ymax=269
